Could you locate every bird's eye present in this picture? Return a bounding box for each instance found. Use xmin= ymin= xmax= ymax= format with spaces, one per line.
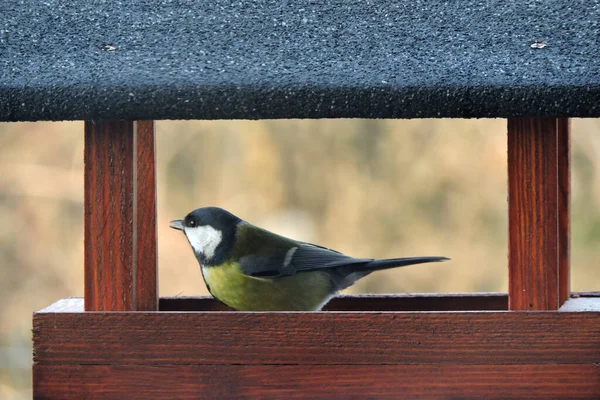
xmin=188 ymin=219 xmax=197 ymax=228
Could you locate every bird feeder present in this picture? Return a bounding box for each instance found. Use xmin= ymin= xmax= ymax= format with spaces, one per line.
xmin=3 ymin=1 xmax=599 ymax=398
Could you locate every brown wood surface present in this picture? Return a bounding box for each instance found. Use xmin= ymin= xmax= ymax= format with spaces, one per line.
xmin=36 ymin=292 xmax=599 ymax=313
xmin=508 ymin=118 xmax=569 ymax=310
xmin=33 ymin=311 xmax=600 ymax=365
xmin=558 ymin=118 xmax=571 ymax=306
xmin=33 ymin=364 xmax=600 ymax=400
xmin=135 ymin=121 xmax=158 ymax=311
xmin=84 ymin=121 xmax=157 ymax=311
xmin=160 ymin=292 xmax=509 ymax=311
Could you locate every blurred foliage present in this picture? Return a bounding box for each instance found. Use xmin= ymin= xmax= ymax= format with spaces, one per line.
xmin=1 ymin=118 xmax=599 ymax=398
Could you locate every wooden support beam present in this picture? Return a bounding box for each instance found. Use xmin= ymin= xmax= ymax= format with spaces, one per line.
xmin=508 ymin=118 xmax=570 ymax=310
xmin=557 ymin=118 xmax=571 ymax=306
xmin=84 ymin=121 xmax=158 ymax=311
xmin=134 ymin=121 xmax=159 ymax=311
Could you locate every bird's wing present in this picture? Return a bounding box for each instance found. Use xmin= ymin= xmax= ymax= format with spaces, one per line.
xmin=239 ymin=243 xmax=372 ymax=278
xmin=234 ymin=224 xmax=372 ymax=278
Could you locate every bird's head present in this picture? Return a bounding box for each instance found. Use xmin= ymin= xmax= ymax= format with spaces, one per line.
xmin=170 ymin=207 xmax=241 ymax=266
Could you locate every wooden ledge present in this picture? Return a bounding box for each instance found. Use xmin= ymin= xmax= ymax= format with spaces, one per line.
xmin=33 ymin=306 xmax=600 ymax=366
xmin=37 ymin=292 xmax=600 ymax=313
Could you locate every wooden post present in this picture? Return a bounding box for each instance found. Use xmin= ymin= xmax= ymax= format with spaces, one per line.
xmin=557 ymin=119 xmax=570 ymax=306
xmin=84 ymin=121 xmax=158 ymax=311
xmin=508 ymin=118 xmax=570 ymax=311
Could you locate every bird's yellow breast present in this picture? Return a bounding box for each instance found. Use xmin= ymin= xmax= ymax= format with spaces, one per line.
xmin=201 ymin=262 xmax=333 ymax=311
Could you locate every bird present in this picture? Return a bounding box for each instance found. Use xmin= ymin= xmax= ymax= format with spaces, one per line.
xmin=170 ymin=207 xmax=449 ymax=311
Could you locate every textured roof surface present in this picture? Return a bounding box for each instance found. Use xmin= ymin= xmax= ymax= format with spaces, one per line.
xmin=1 ymin=0 xmax=599 ymax=121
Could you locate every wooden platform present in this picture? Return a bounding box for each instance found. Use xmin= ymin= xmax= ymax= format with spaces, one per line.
xmin=33 ymin=294 xmax=600 ymax=399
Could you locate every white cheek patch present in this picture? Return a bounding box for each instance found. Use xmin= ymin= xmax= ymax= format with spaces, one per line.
xmin=184 ymin=225 xmax=223 ymax=260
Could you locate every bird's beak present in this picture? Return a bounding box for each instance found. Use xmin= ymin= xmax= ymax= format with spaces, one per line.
xmin=169 ymin=219 xmax=184 ymax=231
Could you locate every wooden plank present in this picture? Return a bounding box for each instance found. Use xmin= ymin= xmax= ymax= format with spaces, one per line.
xmin=560 ymin=297 xmax=600 ymax=312
xmin=134 ymin=121 xmax=158 ymax=311
xmin=508 ymin=118 xmax=569 ymax=310
xmin=558 ymin=118 xmax=571 ymax=306
xmin=84 ymin=121 xmax=157 ymax=311
xmin=33 ymin=364 xmax=600 ymax=400
xmin=38 ymin=298 xmax=83 ymax=313
xmin=36 ymin=292 xmax=600 ymax=314
xmin=160 ymin=293 xmax=509 ymax=312
xmin=84 ymin=121 xmax=135 ymax=311
xmin=33 ymin=311 xmax=600 ymax=365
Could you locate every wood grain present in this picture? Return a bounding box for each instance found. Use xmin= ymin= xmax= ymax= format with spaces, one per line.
xmin=558 ymin=118 xmax=571 ymax=306
xmin=159 ymin=292 xmax=509 ymax=312
xmin=36 ymin=293 xmax=599 ymax=314
xmin=508 ymin=118 xmax=569 ymax=310
xmin=33 ymin=311 xmax=600 ymax=365
xmin=135 ymin=121 xmax=158 ymax=311
xmin=84 ymin=121 xmax=157 ymax=311
xmin=33 ymin=364 xmax=600 ymax=400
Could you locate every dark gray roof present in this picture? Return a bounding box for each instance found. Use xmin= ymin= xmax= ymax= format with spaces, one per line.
xmin=1 ymin=0 xmax=599 ymax=121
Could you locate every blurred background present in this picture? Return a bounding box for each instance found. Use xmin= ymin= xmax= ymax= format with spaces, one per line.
xmin=1 ymin=118 xmax=599 ymax=398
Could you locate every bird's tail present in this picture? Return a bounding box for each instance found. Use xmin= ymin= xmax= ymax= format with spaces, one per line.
xmin=331 ymin=256 xmax=449 ymax=292
xmin=359 ymin=256 xmax=449 ymax=272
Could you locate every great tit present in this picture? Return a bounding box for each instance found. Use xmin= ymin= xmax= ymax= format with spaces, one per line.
xmin=170 ymin=207 xmax=449 ymax=311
